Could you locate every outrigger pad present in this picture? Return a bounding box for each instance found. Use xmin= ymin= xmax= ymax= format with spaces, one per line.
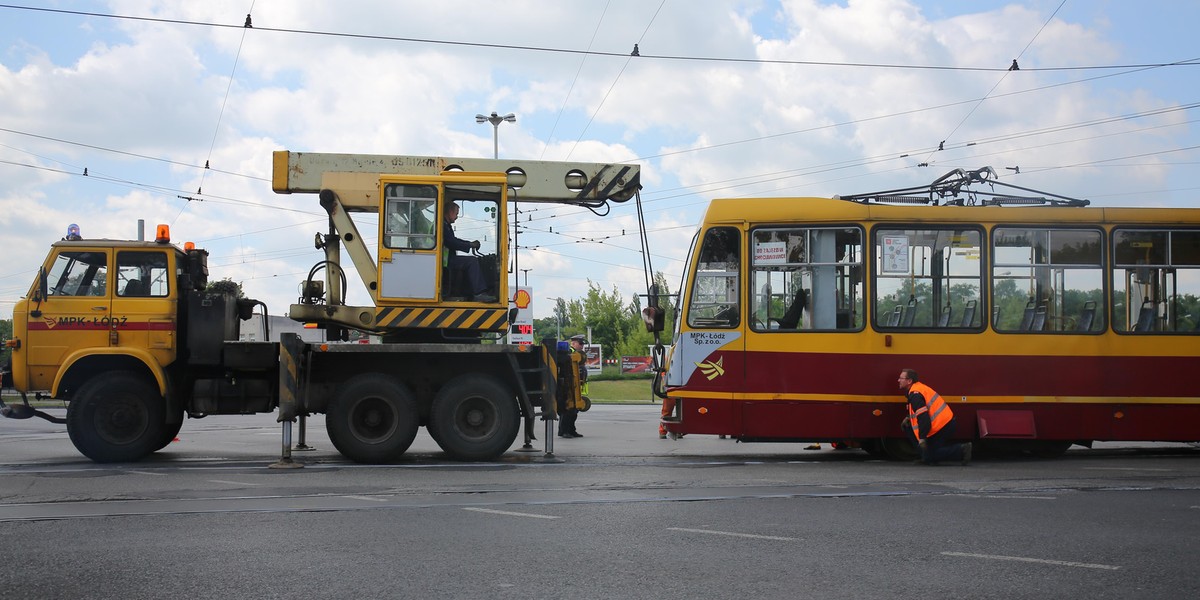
xmin=0 ymin=404 xmax=34 ymax=419
xmin=0 ymin=403 xmax=67 ymax=424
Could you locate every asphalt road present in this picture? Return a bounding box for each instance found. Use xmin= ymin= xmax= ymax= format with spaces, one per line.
xmin=1 ymin=405 xmax=1197 ymax=599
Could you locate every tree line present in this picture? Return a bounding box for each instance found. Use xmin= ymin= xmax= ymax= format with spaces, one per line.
xmin=535 ymin=272 xmax=675 ymax=360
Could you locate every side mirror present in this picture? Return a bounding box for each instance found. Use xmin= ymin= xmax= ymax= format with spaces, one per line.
xmin=641 ymin=284 xmax=666 ymax=333
xmin=641 ymin=306 xmax=665 ymax=333
xmin=32 ymin=266 xmax=49 ymax=302
xmin=30 ymin=267 xmax=47 ymax=317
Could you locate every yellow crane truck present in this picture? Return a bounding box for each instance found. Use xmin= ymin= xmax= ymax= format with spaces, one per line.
xmin=1 ymin=151 xmax=646 ymax=465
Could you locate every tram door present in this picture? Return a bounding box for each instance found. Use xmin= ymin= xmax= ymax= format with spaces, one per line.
xmin=675 ymin=226 xmax=745 ymax=410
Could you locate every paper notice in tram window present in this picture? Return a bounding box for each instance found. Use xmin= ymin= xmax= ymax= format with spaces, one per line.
xmin=882 ymin=236 xmax=910 ymax=273
xmin=754 ymin=242 xmax=787 ymax=265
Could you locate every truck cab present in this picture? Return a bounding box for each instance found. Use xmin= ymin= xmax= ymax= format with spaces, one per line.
xmin=12 ymin=234 xmax=183 ymax=399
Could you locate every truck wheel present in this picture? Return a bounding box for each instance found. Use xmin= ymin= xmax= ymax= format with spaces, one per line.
xmin=428 ymin=375 xmax=519 ymax=461
xmin=154 ymin=415 xmax=184 ymax=452
xmin=66 ymin=371 xmax=165 ymax=463
xmin=325 ymin=374 xmax=419 ymax=464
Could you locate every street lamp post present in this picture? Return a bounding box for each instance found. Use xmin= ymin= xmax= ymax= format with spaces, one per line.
xmin=475 ymin=111 xmax=516 ymax=159
xmin=476 ymin=111 xmax=520 ymax=318
xmin=546 ymin=297 xmax=562 ymax=339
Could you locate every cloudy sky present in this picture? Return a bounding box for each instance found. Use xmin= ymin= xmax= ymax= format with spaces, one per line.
xmin=1 ymin=0 xmax=1197 ymax=320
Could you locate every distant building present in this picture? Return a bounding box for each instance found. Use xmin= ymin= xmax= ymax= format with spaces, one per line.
xmin=239 ymin=314 xmax=325 ymax=343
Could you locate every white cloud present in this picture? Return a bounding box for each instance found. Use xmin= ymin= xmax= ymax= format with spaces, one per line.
xmin=1 ymin=0 xmax=1196 ymax=319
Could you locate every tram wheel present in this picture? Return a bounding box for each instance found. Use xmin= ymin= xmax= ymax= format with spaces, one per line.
xmin=860 ymin=439 xmax=889 ymax=459
xmin=879 ymin=437 xmax=920 ymax=462
xmin=1029 ymin=440 xmax=1073 ymax=458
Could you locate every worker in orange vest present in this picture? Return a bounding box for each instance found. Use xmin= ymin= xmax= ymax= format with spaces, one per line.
xmin=898 ymin=368 xmax=972 ymax=465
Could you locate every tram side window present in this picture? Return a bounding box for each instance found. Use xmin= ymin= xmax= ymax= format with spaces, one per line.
xmin=687 ymin=227 xmax=740 ymax=328
xmin=993 ymin=228 xmax=1104 ymax=333
xmin=874 ymin=228 xmax=982 ymax=329
xmin=46 ymin=251 xmax=108 ymax=297
xmin=750 ymin=227 xmax=863 ymax=331
xmin=1112 ymin=229 xmax=1200 ymax=334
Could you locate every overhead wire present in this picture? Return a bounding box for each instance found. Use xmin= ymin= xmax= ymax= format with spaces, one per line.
xmin=1 ymin=1 xmax=1192 ymax=209
xmin=2 ymin=2 xmax=1196 ymax=294
xmin=565 ymin=0 xmax=666 ymax=160
xmin=1 ymin=3 xmax=1194 ymax=74
xmin=0 ymin=126 xmax=269 ymax=182
xmin=922 ymin=0 xmax=1066 ymax=162
xmin=539 ymin=0 xmax=611 ymax=159
xmin=184 ymin=0 xmax=257 ymax=226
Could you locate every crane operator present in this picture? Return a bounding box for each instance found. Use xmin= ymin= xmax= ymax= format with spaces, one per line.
xmin=443 ymin=202 xmax=495 ymax=302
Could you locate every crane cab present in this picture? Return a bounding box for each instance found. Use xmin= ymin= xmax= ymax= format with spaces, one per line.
xmin=377 ymin=173 xmax=506 ymax=305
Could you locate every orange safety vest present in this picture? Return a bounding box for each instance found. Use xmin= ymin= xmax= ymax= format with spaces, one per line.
xmin=907 ymin=381 xmax=953 ymax=441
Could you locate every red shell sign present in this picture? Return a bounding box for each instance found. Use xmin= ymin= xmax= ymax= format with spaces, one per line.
xmin=513 ymin=288 xmax=531 ymax=309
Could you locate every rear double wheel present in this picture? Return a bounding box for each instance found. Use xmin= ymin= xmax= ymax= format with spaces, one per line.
xmin=325 ymin=374 xmax=419 ymax=463
xmin=428 ymin=375 xmax=519 ymax=461
xmin=67 ymin=371 xmax=166 ymax=463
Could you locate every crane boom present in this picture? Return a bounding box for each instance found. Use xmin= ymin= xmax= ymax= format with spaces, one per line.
xmin=272 ymin=151 xmax=641 ymax=208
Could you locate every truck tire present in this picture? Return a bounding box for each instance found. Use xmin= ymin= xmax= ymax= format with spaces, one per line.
xmin=325 ymin=374 xmax=419 ymax=464
xmin=154 ymin=416 xmax=184 ymax=452
xmin=66 ymin=371 xmax=166 ymax=463
xmin=428 ymin=375 xmax=519 ymax=461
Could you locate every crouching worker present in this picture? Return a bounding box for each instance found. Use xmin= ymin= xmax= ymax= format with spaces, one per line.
xmin=898 ymin=368 xmax=972 ymax=465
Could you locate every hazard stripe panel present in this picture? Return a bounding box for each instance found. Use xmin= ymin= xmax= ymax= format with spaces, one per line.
xmin=375 ymin=307 xmax=509 ymax=331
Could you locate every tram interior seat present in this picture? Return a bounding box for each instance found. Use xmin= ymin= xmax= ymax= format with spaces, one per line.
xmin=1030 ymin=303 xmax=1048 ymax=331
xmin=937 ymin=304 xmax=952 ymax=327
xmin=886 ymin=305 xmax=903 ymax=327
xmin=960 ymin=299 xmax=977 ymax=327
xmin=776 ymin=288 xmax=808 ymax=329
xmin=900 ymin=298 xmax=918 ymax=327
xmin=1134 ymin=300 xmax=1156 ymax=332
xmin=1018 ymin=299 xmax=1037 ymax=330
xmin=1077 ymin=300 xmax=1097 ymax=332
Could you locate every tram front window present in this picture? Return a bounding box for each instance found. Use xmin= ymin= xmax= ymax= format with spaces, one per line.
xmin=687 ymin=227 xmax=740 ymax=328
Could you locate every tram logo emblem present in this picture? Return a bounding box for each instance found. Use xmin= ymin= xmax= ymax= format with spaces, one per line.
xmin=695 ymin=356 xmax=725 ymax=380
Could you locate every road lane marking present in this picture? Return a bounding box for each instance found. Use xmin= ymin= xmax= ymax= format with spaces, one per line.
xmin=208 ymin=480 xmax=260 ymax=486
xmin=941 ymin=552 xmax=1119 ymax=570
xmin=668 ymin=527 xmax=797 ymax=541
xmin=1083 ymin=467 xmax=1172 ymax=472
xmin=343 ymin=495 xmax=387 ymax=502
xmin=127 ymin=470 xmax=164 ymax=476
xmin=462 ymin=507 xmax=559 ymax=519
xmin=957 ymin=494 xmax=1056 ymax=500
